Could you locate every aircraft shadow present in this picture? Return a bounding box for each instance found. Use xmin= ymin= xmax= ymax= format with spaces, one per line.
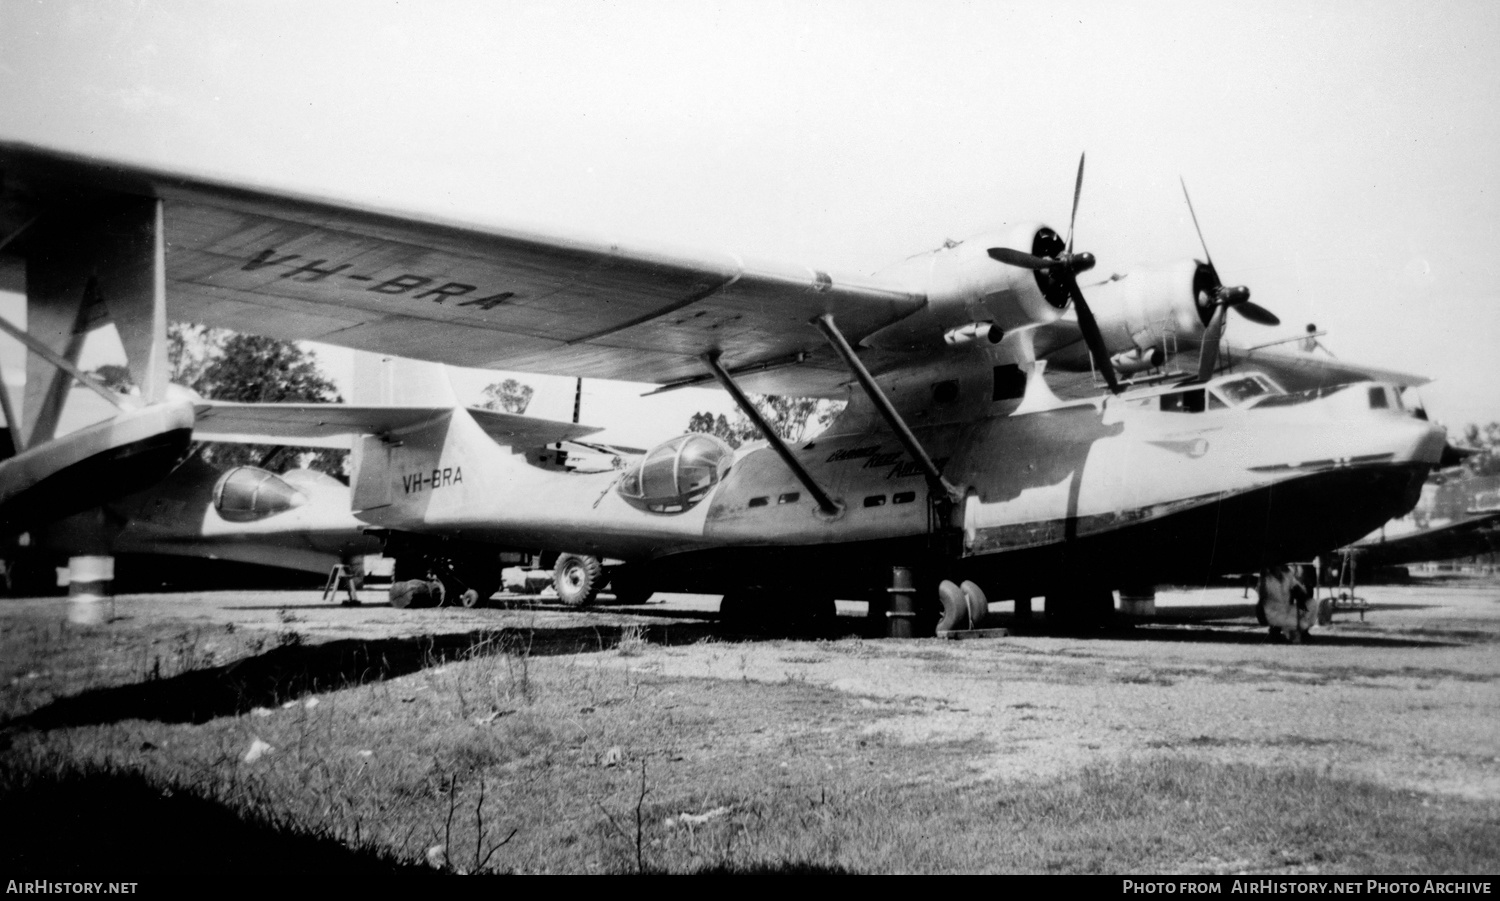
xmin=2 ymin=622 xmax=717 ymax=732
xmin=0 ymin=765 xmax=429 ymax=874
xmin=0 ymin=761 xmax=860 ymax=874
xmin=699 ymin=606 xmax=1459 ymax=647
xmin=999 ymin=619 xmax=1454 ymax=647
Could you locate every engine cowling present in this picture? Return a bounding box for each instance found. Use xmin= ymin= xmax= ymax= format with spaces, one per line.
xmin=213 ymin=466 xmax=308 ymax=522
xmin=1084 ymin=258 xmax=1217 ymax=356
xmin=863 ymin=223 xmax=1076 ymax=349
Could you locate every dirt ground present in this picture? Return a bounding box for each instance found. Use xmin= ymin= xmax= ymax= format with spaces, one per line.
xmin=7 ymin=573 xmax=1500 ymax=802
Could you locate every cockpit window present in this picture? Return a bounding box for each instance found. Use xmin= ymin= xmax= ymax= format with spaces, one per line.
xmin=1254 ymin=383 xmax=1354 ymax=408
xmin=1215 ymin=376 xmax=1273 ymax=405
xmin=1160 ymin=389 xmax=1206 ymax=413
xmin=1399 ymin=386 xmax=1427 ymax=419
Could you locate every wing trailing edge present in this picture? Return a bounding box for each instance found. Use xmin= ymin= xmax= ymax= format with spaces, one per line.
xmin=191 ymin=402 xmax=600 ymax=449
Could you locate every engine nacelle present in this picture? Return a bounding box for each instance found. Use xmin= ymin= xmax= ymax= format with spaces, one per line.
xmin=1084 ymin=258 xmax=1216 ymax=356
xmin=863 ymin=223 xmax=1075 ymax=349
xmin=213 ymin=466 xmax=308 ymax=523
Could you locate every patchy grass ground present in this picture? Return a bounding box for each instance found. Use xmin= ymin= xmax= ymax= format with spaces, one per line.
xmin=3 ymin=584 xmax=1499 ymax=874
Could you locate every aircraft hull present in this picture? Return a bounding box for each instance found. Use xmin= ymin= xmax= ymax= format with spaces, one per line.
xmin=353 ymin=377 xmax=1444 ymax=598
xmin=601 ymin=461 xmax=1431 ymax=598
xmin=39 ymin=457 xmax=381 ymax=575
xmin=107 ymin=459 xmax=380 ymax=573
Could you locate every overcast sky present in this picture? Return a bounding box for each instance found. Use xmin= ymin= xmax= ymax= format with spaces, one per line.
xmin=2 ymin=0 xmax=1498 ymax=439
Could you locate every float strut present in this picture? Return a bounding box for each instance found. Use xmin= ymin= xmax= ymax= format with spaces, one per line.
xmin=811 ymin=313 xmax=960 ymax=504
xmin=701 ymin=351 xmax=841 ymax=516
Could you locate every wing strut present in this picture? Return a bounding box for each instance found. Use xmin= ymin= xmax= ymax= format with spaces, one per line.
xmin=811 ymin=314 xmax=961 ymax=505
xmin=701 ymin=351 xmax=841 ymax=517
xmin=0 ymin=315 xmax=129 ymax=415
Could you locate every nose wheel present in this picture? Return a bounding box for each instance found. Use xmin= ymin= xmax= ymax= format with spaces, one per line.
xmin=1257 ymin=564 xmax=1321 ymax=642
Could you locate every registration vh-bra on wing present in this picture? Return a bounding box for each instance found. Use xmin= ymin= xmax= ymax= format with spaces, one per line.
xmin=0 ymin=143 xmax=1451 ymax=635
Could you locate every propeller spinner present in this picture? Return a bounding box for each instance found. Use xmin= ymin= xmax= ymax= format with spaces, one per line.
xmin=988 ymin=153 xmax=1121 ymax=394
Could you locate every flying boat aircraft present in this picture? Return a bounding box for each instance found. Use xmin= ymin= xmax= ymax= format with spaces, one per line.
xmin=0 ymin=142 xmax=1449 ymax=633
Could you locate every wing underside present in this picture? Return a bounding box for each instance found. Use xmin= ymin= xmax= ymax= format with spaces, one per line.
xmin=192 ymin=402 xmax=600 ymax=449
xmin=1 ymin=142 xmax=924 ymax=394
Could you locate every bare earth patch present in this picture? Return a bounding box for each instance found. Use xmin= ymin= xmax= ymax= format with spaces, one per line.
xmin=3 ymin=575 xmax=1498 ymax=873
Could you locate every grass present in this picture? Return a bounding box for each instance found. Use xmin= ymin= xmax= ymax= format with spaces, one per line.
xmin=615 ymin=623 xmax=648 ymax=657
xmin=3 ymin=613 xmax=1498 ymax=874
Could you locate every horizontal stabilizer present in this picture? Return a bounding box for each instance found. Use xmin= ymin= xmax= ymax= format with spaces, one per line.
xmin=192 ymin=402 xmax=601 ymax=449
xmin=467 ymin=407 xmax=602 ymax=446
xmin=568 ymin=439 xmax=647 ymax=457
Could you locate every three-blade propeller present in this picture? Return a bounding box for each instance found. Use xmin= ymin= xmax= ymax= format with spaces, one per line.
xmin=987 ymin=153 xmax=1121 ymax=394
xmin=1180 ymin=177 xmax=1280 ymax=380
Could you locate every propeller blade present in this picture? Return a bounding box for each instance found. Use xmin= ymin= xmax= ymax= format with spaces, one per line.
xmin=1182 ymin=179 xmax=1280 ymax=328
xmin=1231 ymin=299 xmax=1280 ymax=327
xmin=1068 ymin=277 xmax=1120 ymax=394
xmin=1067 ymin=152 xmax=1086 ymax=253
xmin=1180 ymin=177 xmax=1214 ymax=270
xmin=1197 ymin=303 xmax=1229 ymax=382
xmin=987 ymin=247 xmax=1055 ymax=270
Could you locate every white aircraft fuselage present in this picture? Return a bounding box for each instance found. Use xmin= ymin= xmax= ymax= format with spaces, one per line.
xmin=348 ymin=367 xmax=1442 ymax=600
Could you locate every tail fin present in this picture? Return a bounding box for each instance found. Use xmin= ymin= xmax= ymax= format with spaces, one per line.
xmin=351 ymin=351 xmax=459 ymax=407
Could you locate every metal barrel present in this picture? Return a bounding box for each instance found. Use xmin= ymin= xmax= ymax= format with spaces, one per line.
xmin=887 ymin=566 xmax=916 ymax=639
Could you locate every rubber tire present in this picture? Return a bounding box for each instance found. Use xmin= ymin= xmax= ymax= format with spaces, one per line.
xmin=553 ymin=554 xmax=603 ymax=607
xmin=390 ymin=579 xmax=439 ymax=609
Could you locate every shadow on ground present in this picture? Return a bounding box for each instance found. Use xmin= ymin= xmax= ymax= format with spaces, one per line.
xmin=1 ymin=622 xmax=714 ymax=731
xmin=1005 ymin=621 xmax=1454 ymax=647
xmin=5 ymin=600 xmax=1462 ymax=733
xmin=0 ymin=765 xmax=431 ymax=875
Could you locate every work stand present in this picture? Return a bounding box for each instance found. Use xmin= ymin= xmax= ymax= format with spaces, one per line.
xmin=1322 ymin=553 xmax=1369 ymax=622
xmin=322 ymin=564 xmax=362 ymax=606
